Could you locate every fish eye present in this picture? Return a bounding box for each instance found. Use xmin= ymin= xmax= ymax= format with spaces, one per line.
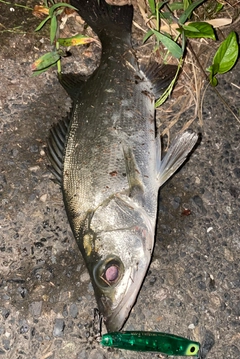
xmin=105 ymin=264 xmax=119 ymax=282
xmin=93 ymin=256 xmax=124 ymax=288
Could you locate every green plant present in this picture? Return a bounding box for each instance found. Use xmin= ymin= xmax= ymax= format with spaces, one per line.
xmin=144 ymin=0 xmax=215 ymax=59
xmin=143 ymin=0 xmax=239 ymax=105
xmin=32 ymin=1 xmax=95 ymax=75
xmin=207 ymin=31 xmax=239 ymax=86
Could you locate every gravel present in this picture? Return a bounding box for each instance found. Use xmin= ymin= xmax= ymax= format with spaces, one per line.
xmin=0 ymin=1 xmax=239 ymax=358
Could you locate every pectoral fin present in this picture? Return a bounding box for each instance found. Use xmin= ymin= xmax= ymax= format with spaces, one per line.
xmin=123 ymin=146 xmax=144 ymax=201
xmin=157 ymin=131 xmax=198 ymax=187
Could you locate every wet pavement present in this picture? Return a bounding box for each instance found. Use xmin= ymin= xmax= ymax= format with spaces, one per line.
xmin=0 ymin=1 xmax=239 ymax=359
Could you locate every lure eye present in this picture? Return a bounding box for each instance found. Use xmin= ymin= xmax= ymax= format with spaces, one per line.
xmin=185 ymin=343 xmax=200 ymax=356
xmin=93 ymin=256 xmax=124 ymax=288
xmin=190 ymin=345 xmax=197 ymax=353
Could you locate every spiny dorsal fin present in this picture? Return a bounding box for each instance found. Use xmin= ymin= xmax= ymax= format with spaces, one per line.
xmin=140 ymin=62 xmax=177 ymax=99
xmin=46 ymin=114 xmax=70 ymax=185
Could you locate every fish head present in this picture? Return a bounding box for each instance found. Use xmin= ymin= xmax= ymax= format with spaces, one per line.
xmin=92 ymin=228 xmax=152 ymax=332
xmin=78 ymin=195 xmax=155 ymax=332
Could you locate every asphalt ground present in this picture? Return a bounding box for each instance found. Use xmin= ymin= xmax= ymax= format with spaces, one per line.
xmin=0 ymin=1 xmax=239 ymax=358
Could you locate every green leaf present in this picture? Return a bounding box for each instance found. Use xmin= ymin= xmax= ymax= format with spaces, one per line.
xmin=35 ymin=15 xmax=51 ymax=32
xmin=211 ymin=77 xmax=218 ymax=86
xmin=159 ymin=11 xmax=172 ymax=20
xmin=155 ymin=58 xmax=182 ymax=107
xmin=148 ymin=0 xmax=156 ymax=14
xmin=32 ymin=51 xmax=60 ymax=72
xmin=212 ymin=31 xmax=239 ymax=74
xmin=58 ymin=34 xmax=95 ymax=46
xmin=156 ymin=1 xmax=167 ymax=11
xmin=206 ymin=32 xmax=239 ymax=86
xmin=179 ymin=0 xmax=206 ymax=24
xmin=49 ymin=2 xmax=77 ymax=17
xmin=215 ymin=2 xmax=223 ymax=13
xmin=143 ymin=29 xmax=154 ymax=43
xmin=183 ymin=0 xmax=191 ymax=10
xmin=32 ymin=64 xmax=56 ymax=76
xmin=169 ymin=2 xmax=184 ymax=11
xmin=180 ymin=22 xmax=216 ymax=39
xmin=52 ymin=8 xmax=65 ymax=17
xmin=206 ymin=66 xmax=218 ymax=86
xmin=151 ymin=29 xmax=183 ymax=58
xmin=50 ymin=15 xmax=57 ymax=44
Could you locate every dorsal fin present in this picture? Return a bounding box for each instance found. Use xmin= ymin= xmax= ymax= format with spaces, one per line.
xmin=140 ymin=62 xmax=177 ymax=99
xmin=46 ymin=114 xmax=70 ymax=185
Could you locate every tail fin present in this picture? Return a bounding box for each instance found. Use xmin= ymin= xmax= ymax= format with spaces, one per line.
xmin=70 ymin=0 xmax=133 ymax=43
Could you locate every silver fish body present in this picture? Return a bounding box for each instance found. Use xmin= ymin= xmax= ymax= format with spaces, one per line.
xmin=47 ymin=0 xmax=198 ymax=332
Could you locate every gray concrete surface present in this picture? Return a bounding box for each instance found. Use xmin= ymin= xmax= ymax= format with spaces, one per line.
xmin=0 ymin=1 xmax=239 ymax=358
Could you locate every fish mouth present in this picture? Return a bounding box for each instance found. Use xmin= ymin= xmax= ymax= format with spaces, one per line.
xmin=104 ymin=291 xmax=138 ymax=332
xmin=95 ymin=264 xmax=147 ymax=332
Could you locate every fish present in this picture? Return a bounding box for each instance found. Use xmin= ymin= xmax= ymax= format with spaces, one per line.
xmin=47 ymin=0 xmax=198 ymax=332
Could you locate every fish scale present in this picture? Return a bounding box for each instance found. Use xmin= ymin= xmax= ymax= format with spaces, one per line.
xmin=63 ymin=51 xmax=157 ymax=221
xmin=47 ymin=0 xmax=198 ymax=332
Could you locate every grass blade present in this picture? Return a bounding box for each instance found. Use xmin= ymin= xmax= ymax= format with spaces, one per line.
xmin=151 ymin=29 xmax=183 ymax=58
xmin=179 ymin=0 xmax=206 ymax=24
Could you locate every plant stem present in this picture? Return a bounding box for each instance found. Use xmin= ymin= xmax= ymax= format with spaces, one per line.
xmin=56 ymin=41 xmax=61 ymax=74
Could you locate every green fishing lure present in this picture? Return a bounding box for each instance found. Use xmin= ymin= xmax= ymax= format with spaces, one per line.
xmin=101 ymin=331 xmax=200 ymax=356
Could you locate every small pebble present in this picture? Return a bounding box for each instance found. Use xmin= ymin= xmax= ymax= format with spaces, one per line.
xmin=29 ymin=301 xmax=43 ymax=317
xmin=29 ymin=166 xmax=40 ymax=172
xmin=40 ymin=194 xmax=48 ymax=202
xmin=69 ymin=303 xmax=78 ymax=319
xmin=80 ymin=272 xmax=90 ymax=282
xmin=53 ymin=318 xmax=65 ymax=337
